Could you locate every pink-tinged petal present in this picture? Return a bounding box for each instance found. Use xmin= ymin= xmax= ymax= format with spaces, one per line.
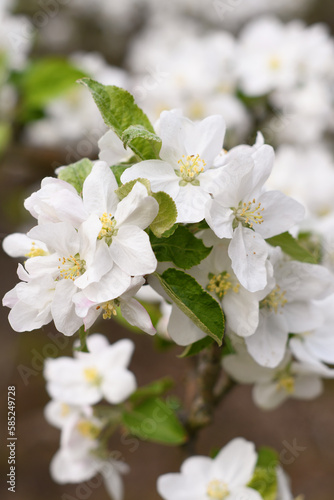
xmin=110 ymin=225 xmax=157 ymax=276
xmin=228 ymin=225 xmax=268 ymax=292
xmin=120 ymin=297 xmax=156 ymax=335
xmin=211 ymin=438 xmax=257 ymax=489
xmin=253 ymin=382 xmax=288 ymax=410
xmin=51 ymin=280 xmax=83 ymax=336
xmin=255 ymin=191 xmax=305 ymax=239
xmin=168 ymin=306 xmax=206 ymax=346
xmin=114 ymin=182 xmax=159 ymax=229
xmin=121 ymin=160 xmax=180 ymax=198
xmin=206 ymin=198 xmax=234 ymax=238
xmin=101 ymin=369 xmax=137 ymax=404
xmin=174 ymin=184 xmax=211 ymax=223
xmin=245 ymin=311 xmax=288 ymax=368
xmin=28 ymin=222 xmax=79 ymax=257
xmin=223 ymin=286 xmax=259 ymax=337
xmin=83 ymin=265 xmax=131 ymax=303
xmin=83 ymin=161 xmax=119 ymax=216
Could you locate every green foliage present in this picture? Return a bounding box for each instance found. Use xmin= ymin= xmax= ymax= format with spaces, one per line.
xmin=248 ymin=447 xmax=279 ymax=500
xmin=266 ymin=232 xmax=317 ymax=264
xmin=155 ymin=268 xmax=225 ymax=345
xmin=115 ymin=178 xmax=152 ymax=200
xmin=122 ymin=397 xmax=187 ymax=445
xmin=150 ymin=192 xmax=178 ymax=238
xmin=18 ymin=58 xmax=87 ymax=121
xmin=57 ymin=158 xmax=93 ymax=194
xmin=111 ymin=162 xmax=136 ymax=186
xmin=80 ymin=79 xmax=159 ymax=160
xmin=129 ymin=377 xmax=174 ymax=405
xmin=179 ymin=336 xmax=214 ymax=358
xmin=122 ymin=124 xmax=162 ymax=160
xmin=150 ymin=225 xmax=212 ymax=269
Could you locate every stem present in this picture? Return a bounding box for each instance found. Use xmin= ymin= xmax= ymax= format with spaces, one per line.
xmin=183 ymin=343 xmax=236 ymax=441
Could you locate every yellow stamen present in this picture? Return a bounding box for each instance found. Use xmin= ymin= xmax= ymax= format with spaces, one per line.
xmin=177 ymin=154 xmax=206 ymax=184
xmin=58 ymin=254 xmax=86 ymax=281
xmin=277 ymin=376 xmax=295 ymax=394
xmin=25 ymin=242 xmax=48 ymax=258
xmin=99 ymin=300 xmax=118 ymax=320
xmin=76 ymin=420 xmax=100 ymax=439
xmin=206 ymin=479 xmax=229 ymax=499
xmin=207 ymin=272 xmax=240 ymax=299
xmin=235 ymin=199 xmax=264 ymax=229
xmin=260 ymin=285 xmax=288 ymax=314
xmin=98 ymin=212 xmax=118 ymax=245
xmin=83 ymin=367 xmax=101 ymax=385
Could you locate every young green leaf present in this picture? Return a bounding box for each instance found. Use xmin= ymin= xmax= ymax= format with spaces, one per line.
xmin=150 ymin=225 xmax=212 ymax=269
xmin=129 ymin=377 xmax=174 ymax=406
xmin=150 ymin=192 xmax=178 ymax=238
xmin=155 ymin=268 xmax=225 ymax=345
xmin=115 ymin=178 xmax=151 ymax=200
xmin=122 ymin=397 xmax=187 ymax=445
xmin=247 ymin=447 xmax=279 ymax=500
xmin=57 ymin=158 xmax=93 ymax=194
xmin=179 ymin=336 xmax=214 ymax=358
xmin=266 ymin=232 xmax=317 ymax=264
xmin=79 ymin=79 xmax=159 ymax=160
xmin=122 ymin=124 xmax=162 ymax=160
xmin=111 ymin=162 xmax=136 ymax=186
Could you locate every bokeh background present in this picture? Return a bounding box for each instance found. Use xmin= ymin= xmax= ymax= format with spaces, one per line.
xmin=1 ymin=0 xmax=334 ymax=499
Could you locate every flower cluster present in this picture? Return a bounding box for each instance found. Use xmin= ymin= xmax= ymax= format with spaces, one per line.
xmin=44 ymin=334 xmax=135 ymax=500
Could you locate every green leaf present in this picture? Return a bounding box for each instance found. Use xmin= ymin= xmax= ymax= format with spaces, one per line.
xmin=111 ymin=161 xmax=136 ymax=186
xmin=129 ymin=377 xmax=174 ymax=406
xmin=266 ymin=232 xmax=317 ymax=264
xmin=150 ymin=225 xmax=212 ymax=269
xmin=122 ymin=397 xmax=187 ymax=445
xmin=122 ymin=124 xmax=161 ymax=160
xmin=155 ymin=268 xmax=225 ymax=345
xmin=115 ymin=178 xmax=151 ymax=200
xmin=19 ymin=58 xmax=87 ymax=119
xmin=79 ymin=79 xmax=157 ymax=160
xmin=150 ymin=192 xmax=178 ymax=238
xmin=248 ymin=447 xmax=279 ymax=500
xmin=179 ymin=336 xmax=214 ymax=358
xmin=57 ymin=158 xmax=93 ymax=194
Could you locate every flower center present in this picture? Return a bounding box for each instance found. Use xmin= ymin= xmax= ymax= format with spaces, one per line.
xmin=207 ymin=271 xmax=240 ymax=299
xmin=234 ymin=199 xmax=264 ymax=229
xmin=77 ymin=420 xmax=100 ymax=439
xmin=260 ymin=285 xmax=287 ymax=314
xmin=61 ymin=403 xmax=70 ymax=417
xmin=206 ymin=479 xmax=229 ymax=499
xmin=98 ymin=212 xmax=118 ymax=245
xmin=57 ymin=254 xmax=86 ymax=281
xmin=83 ymin=367 xmax=101 ymax=385
xmin=25 ymin=242 xmax=48 ymax=258
xmin=268 ymin=55 xmax=282 ymax=70
xmin=277 ymin=375 xmax=295 ymax=394
xmin=177 ymin=154 xmax=206 ymax=185
xmin=96 ymin=300 xmax=119 ymax=320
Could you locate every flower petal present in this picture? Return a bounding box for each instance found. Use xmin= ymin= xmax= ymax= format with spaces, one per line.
xmin=83 ymin=161 xmax=119 ymax=216
xmin=114 ymin=181 xmax=159 ymax=229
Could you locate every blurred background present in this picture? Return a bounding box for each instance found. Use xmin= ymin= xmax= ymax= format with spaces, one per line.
xmin=1 ymin=0 xmax=334 ymax=498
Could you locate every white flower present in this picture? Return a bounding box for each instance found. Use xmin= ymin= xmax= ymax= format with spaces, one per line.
xmin=206 ymin=136 xmax=304 ymax=292
xmin=157 ymin=437 xmax=262 ymax=500
xmin=245 ymin=249 xmax=334 ymax=367
xmin=44 ymin=400 xmax=90 ymax=429
xmin=44 ymin=336 xmax=137 ymax=405
xmin=50 ymin=411 xmax=128 ymax=500
xmin=98 ymin=129 xmax=133 ymax=165
xmin=223 ymin=348 xmax=323 ymax=410
xmin=80 ymin=163 xmax=158 ymax=295
xmin=121 ymin=110 xmax=226 ymax=223
xmin=73 ymin=276 xmax=156 ymax=335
